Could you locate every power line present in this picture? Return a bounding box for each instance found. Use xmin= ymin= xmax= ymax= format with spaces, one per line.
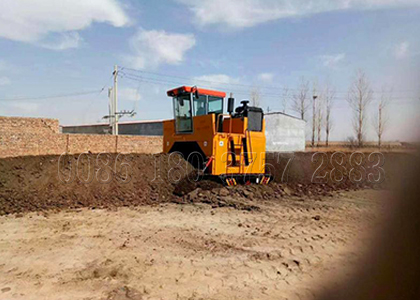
xmin=120 ymin=66 xmax=420 ymax=96
xmin=120 ymin=73 xmax=281 ymax=98
xmin=0 ymin=89 xmax=106 ymax=102
xmin=120 ymin=73 xmax=416 ymax=101
xmin=119 ymin=72 xmax=419 ymax=102
xmin=121 ymin=67 xmax=282 ymax=91
xmin=82 ymin=74 xmax=115 ymax=123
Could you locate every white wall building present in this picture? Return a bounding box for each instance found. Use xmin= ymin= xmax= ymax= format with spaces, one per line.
xmin=265 ymin=112 xmax=306 ymax=152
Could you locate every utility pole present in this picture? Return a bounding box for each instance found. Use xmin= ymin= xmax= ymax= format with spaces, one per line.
xmin=113 ymin=65 xmax=118 ymax=135
xmin=103 ymin=65 xmax=136 ymax=130
xmin=108 ymin=87 xmax=113 ymax=133
xmin=311 ymin=95 xmax=317 ymax=148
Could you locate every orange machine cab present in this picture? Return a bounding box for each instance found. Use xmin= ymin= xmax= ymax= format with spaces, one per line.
xmin=163 ymin=86 xmax=270 ymax=184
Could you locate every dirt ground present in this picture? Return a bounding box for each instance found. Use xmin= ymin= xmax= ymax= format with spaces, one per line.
xmin=0 ymin=189 xmax=388 ymax=300
xmin=0 ymin=152 xmax=413 ymax=299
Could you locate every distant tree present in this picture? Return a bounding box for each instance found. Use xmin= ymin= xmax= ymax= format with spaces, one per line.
xmin=311 ymin=80 xmax=319 ymax=147
xmin=292 ymin=77 xmax=310 ymax=120
xmin=373 ymin=88 xmax=391 ymax=149
xmin=324 ymin=83 xmax=335 ymax=147
xmin=347 ymin=70 xmax=373 ymax=147
xmin=250 ymin=88 xmax=261 ymax=107
xmin=316 ymin=95 xmax=324 ymax=147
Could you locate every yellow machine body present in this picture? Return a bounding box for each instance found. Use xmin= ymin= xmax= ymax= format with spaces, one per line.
xmin=163 ymin=86 xmax=268 ymax=182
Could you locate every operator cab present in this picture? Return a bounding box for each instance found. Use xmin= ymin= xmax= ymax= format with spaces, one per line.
xmin=167 ymin=86 xmax=225 ymax=133
xmin=167 ymin=86 xmax=264 ymax=134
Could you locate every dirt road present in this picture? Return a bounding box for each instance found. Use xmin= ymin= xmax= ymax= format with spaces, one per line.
xmin=0 ymin=189 xmax=387 ymax=300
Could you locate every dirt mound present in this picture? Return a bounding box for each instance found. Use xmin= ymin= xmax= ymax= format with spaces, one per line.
xmin=173 ymin=171 xmax=223 ymax=196
xmin=0 ymin=152 xmax=414 ymax=215
xmin=0 ymin=153 xmax=193 ymax=215
xmin=267 ymin=151 xmax=414 ymax=188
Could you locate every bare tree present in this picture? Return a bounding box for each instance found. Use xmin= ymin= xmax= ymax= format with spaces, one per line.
xmin=324 ymin=83 xmax=335 ymax=147
xmin=316 ymin=95 xmax=324 ymax=147
xmin=311 ymin=80 xmax=318 ymax=147
xmin=347 ymin=70 xmax=373 ymax=147
xmin=250 ymin=88 xmax=261 ymax=107
xmin=373 ymin=88 xmax=391 ymax=149
xmin=282 ymin=86 xmax=289 ymax=113
xmin=292 ymin=77 xmax=310 ymax=120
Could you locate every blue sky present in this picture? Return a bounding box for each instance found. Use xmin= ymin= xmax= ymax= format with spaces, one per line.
xmin=0 ymin=0 xmax=419 ymax=141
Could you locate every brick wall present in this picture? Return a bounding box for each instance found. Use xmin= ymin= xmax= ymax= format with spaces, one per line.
xmin=0 ymin=116 xmax=60 ymax=134
xmin=0 ymin=116 xmax=162 ymax=158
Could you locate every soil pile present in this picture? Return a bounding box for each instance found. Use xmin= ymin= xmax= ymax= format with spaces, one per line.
xmin=0 ymin=153 xmax=193 ymax=215
xmin=0 ymin=152 xmax=414 ymax=215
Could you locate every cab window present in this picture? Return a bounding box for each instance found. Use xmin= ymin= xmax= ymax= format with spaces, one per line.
xmin=208 ymin=96 xmax=223 ymax=114
xmin=174 ymin=94 xmax=193 ymax=133
xmin=193 ymin=94 xmax=207 ymax=116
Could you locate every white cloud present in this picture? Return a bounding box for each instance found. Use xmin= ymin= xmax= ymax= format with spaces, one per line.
xmin=394 ymin=41 xmax=409 ymax=59
xmin=127 ymin=28 xmax=196 ymax=69
xmin=192 ymin=74 xmax=240 ymax=89
xmin=194 ymin=74 xmax=239 ymax=84
xmin=40 ymin=32 xmax=82 ymax=51
xmin=119 ymin=88 xmax=141 ymax=102
xmin=0 ymin=0 xmax=129 ymax=48
xmin=177 ymin=0 xmax=420 ymax=29
xmin=257 ymin=73 xmax=274 ymax=83
xmin=0 ymin=76 xmax=11 ymax=86
xmin=319 ymin=53 xmax=346 ymax=68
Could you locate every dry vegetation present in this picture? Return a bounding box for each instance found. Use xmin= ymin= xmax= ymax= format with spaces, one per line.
xmin=304 ymin=141 xmax=418 ymax=153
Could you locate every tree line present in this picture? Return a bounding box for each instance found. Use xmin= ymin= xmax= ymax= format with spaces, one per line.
xmin=251 ymin=69 xmax=391 ymax=148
